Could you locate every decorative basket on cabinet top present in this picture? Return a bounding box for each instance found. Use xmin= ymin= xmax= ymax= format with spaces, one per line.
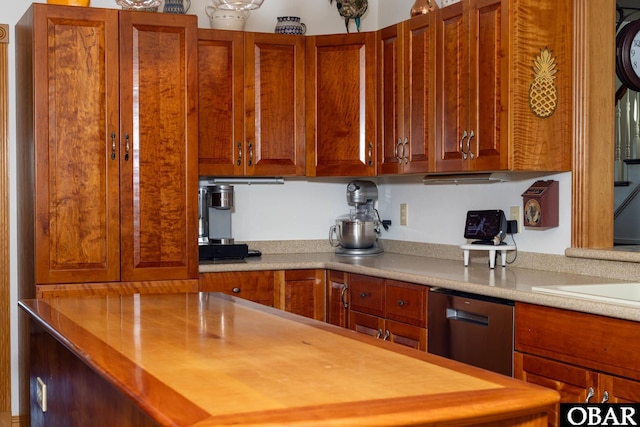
xmin=47 ymin=0 xmax=91 ymax=5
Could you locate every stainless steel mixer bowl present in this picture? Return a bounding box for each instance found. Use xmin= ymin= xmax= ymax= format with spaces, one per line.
xmin=329 ymin=218 xmax=378 ymax=249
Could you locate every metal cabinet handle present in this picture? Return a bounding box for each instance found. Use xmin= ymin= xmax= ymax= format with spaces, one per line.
xmin=124 ymin=133 xmax=130 ymax=161
xmin=459 ymin=130 xmax=468 ymax=160
xmin=231 ymin=287 xmax=241 ymax=294
xmin=382 ymin=330 xmax=390 ymax=340
xmin=467 ymin=130 xmax=475 ymax=160
xmin=237 ymin=142 xmax=242 ymax=166
xmin=396 ymin=138 xmax=403 ymax=164
xmin=340 ymin=285 xmax=349 ymax=309
xmin=376 ymin=329 xmax=383 ymax=339
xmin=110 ymin=132 xmax=116 ymax=160
xmin=368 ymin=142 xmax=373 ymax=166
xmin=248 ymin=141 xmax=253 ymax=167
xmin=601 ymin=391 xmax=609 ymax=403
xmin=585 ymin=387 xmax=595 ymax=403
xmin=402 ymin=137 xmax=409 ymax=164
xmin=359 ymin=292 xmax=367 ymax=299
xmin=397 ymin=299 xmax=407 ymax=307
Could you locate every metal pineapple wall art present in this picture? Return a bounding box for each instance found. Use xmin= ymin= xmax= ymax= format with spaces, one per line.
xmin=329 ymin=0 xmax=368 ymax=32
xmin=529 ymin=47 xmax=558 ymax=118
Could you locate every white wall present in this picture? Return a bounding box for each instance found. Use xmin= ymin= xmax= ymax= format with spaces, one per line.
xmin=4 ymin=0 xmax=571 ymax=416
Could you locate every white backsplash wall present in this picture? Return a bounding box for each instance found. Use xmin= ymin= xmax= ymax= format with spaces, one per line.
xmin=228 ymin=172 xmax=572 ymax=255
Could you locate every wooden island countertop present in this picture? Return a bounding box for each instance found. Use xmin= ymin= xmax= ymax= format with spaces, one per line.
xmin=20 ymin=293 xmax=558 ymax=426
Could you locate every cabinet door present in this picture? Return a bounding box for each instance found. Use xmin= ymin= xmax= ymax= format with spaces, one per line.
xmin=385 ymin=319 xmax=427 ymax=351
xmin=197 ymin=29 xmax=244 ymax=176
xmin=33 ymin=6 xmax=121 ymax=285
xmin=279 ymin=269 xmax=325 ymax=320
xmin=402 ymin=13 xmax=434 ymax=174
xmin=435 ymin=1 xmax=467 ymax=172
xmin=244 ymin=33 xmax=306 ymax=176
xmin=326 ymin=270 xmax=349 ymax=328
xmin=467 ymin=0 xmax=506 ymax=171
xmin=306 ymin=33 xmax=377 ymax=176
xmin=377 ymin=23 xmax=403 ymax=175
xmin=514 ymin=352 xmax=599 ymax=427
xmin=119 ymin=12 xmax=198 ymax=282
xmin=200 ymin=271 xmax=275 ymax=306
xmin=350 ymin=311 xmax=385 ymax=339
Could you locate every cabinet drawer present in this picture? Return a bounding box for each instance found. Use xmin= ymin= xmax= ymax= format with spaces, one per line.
xmin=385 ymin=280 xmax=427 ymax=327
xmin=199 ymin=271 xmax=274 ymax=306
xmin=516 ymin=302 xmax=640 ymax=382
xmin=349 ymin=275 xmax=385 ymax=316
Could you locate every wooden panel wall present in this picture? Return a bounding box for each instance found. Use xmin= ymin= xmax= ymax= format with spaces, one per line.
xmin=0 ymin=22 xmax=11 ymax=427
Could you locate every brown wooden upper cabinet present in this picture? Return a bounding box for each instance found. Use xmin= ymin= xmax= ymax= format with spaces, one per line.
xmin=18 ymin=5 xmax=199 ymax=285
xmin=434 ymin=0 xmax=572 ymax=173
xmin=306 ymin=33 xmax=377 ymax=176
xmin=378 ymin=14 xmax=435 ymax=175
xmin=198 ymin=30 xmax=306 ymax=176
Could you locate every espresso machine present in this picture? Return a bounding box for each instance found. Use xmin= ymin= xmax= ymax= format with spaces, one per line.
xmin=329 ymin=180 xmax=389 ymax=256
xmin=198 ymin=184 xmax=249 ymax=260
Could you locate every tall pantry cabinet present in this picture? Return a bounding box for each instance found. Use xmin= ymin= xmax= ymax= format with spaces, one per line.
xmin=17 ymin=4 xmax=199 ymax=294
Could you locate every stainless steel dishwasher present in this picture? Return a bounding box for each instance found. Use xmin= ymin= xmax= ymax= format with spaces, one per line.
xmin=427 ymin=288 xmax=514 ymax=376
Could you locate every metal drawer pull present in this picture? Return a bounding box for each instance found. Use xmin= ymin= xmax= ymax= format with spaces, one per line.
xmin=368 ymin=142 xmax=373 ymax=166
xmin=445 ymin=308 xmax=489 ymax=327
xmin=124 ymin=133 xmax=130 ymax=161
xmin=237 ymin=142 xmax=242 ymax=166
xmin=459 ymin=130 xmax=468 ymax=160
xmin=601 ymin=391 xmax=609 ymax=403
xmin=232 ymin=287 xmax=241 ymax=293
xmin=340 ymin=285 xmax=348 ymax=309
xmin=467 ymin=130 xmax=475 ymax=160
xmin=376 ymin=329 xmax=383 ymax=339
xmin=360 ymin=292 xmax=367 ymax=299
xmin=382 ymin=330 xmax=390 ymax=340
xmin=402 ymin=137 xmax=408 ymax=164
xmin=248 ymin=142 xmax=253 ymax=166
xmin=585 ymin=387 xmax=595 ymax=403
xmin=111 ymin=132 xmax=116 ymax=160
xmin=397 ymin=299 xmax=407 ymax=307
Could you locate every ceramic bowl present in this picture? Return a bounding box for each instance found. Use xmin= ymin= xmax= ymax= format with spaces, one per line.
xmin=206 ymin=7 xmax=249 ymax=31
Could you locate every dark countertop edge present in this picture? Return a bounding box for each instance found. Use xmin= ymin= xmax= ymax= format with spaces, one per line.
xmin=199 ymin=253 xmax=640 ymax=322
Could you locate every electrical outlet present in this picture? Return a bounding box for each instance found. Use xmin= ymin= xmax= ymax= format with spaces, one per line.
xmin=36 ymin=377 xmax=47 ymax=413
xmin=400 ymin=203 xmax=408 ymax=226
xmin=509 ymin=205 xmax=522 ymax=233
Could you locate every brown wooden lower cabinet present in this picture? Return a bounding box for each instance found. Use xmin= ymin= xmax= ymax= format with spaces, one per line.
xmin=515 ymin=302 xmax=640 ymax=426
xmin=348 ymin=273 xmax=428 ymax=351
xmin=199 ymin=270 xmax=325 ymax=320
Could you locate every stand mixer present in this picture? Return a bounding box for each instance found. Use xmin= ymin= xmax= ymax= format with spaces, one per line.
xmin=329 ymin=180 xmax=388 ymax=256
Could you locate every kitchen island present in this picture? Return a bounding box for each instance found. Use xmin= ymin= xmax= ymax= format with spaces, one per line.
xmin=20 ymin=292 xmax=558 ymax=426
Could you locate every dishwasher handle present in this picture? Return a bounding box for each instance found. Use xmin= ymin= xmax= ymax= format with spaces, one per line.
xmin=446 ymin=308 xmax=489 ymax=327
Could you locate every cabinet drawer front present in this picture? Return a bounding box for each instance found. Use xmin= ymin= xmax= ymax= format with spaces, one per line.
xmin=349 ymin=275 xmax=385 ymax=316
xmin=199 ymin=272 xmax=274 ymax=306
xmin=349 ymin=311 xmax=384 ymax=338
xmin=516 ymin=302 xmax=640 ymax=381
xmin=385 ymin=281 xmax=427 ymax=327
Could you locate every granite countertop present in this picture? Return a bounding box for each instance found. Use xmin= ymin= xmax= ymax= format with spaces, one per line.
xmin=200 ymin=251 xmax=640 ymax=322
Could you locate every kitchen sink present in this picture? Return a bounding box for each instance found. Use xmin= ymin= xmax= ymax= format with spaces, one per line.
xmin=531 ymin=282 xmax=640 ymax=307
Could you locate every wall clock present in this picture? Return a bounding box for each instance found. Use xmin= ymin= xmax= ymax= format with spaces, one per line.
xmin=521 ymin=180 xmax=559 ymax=228
xmin=616 ymin=19 xmax=640 ymax=92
